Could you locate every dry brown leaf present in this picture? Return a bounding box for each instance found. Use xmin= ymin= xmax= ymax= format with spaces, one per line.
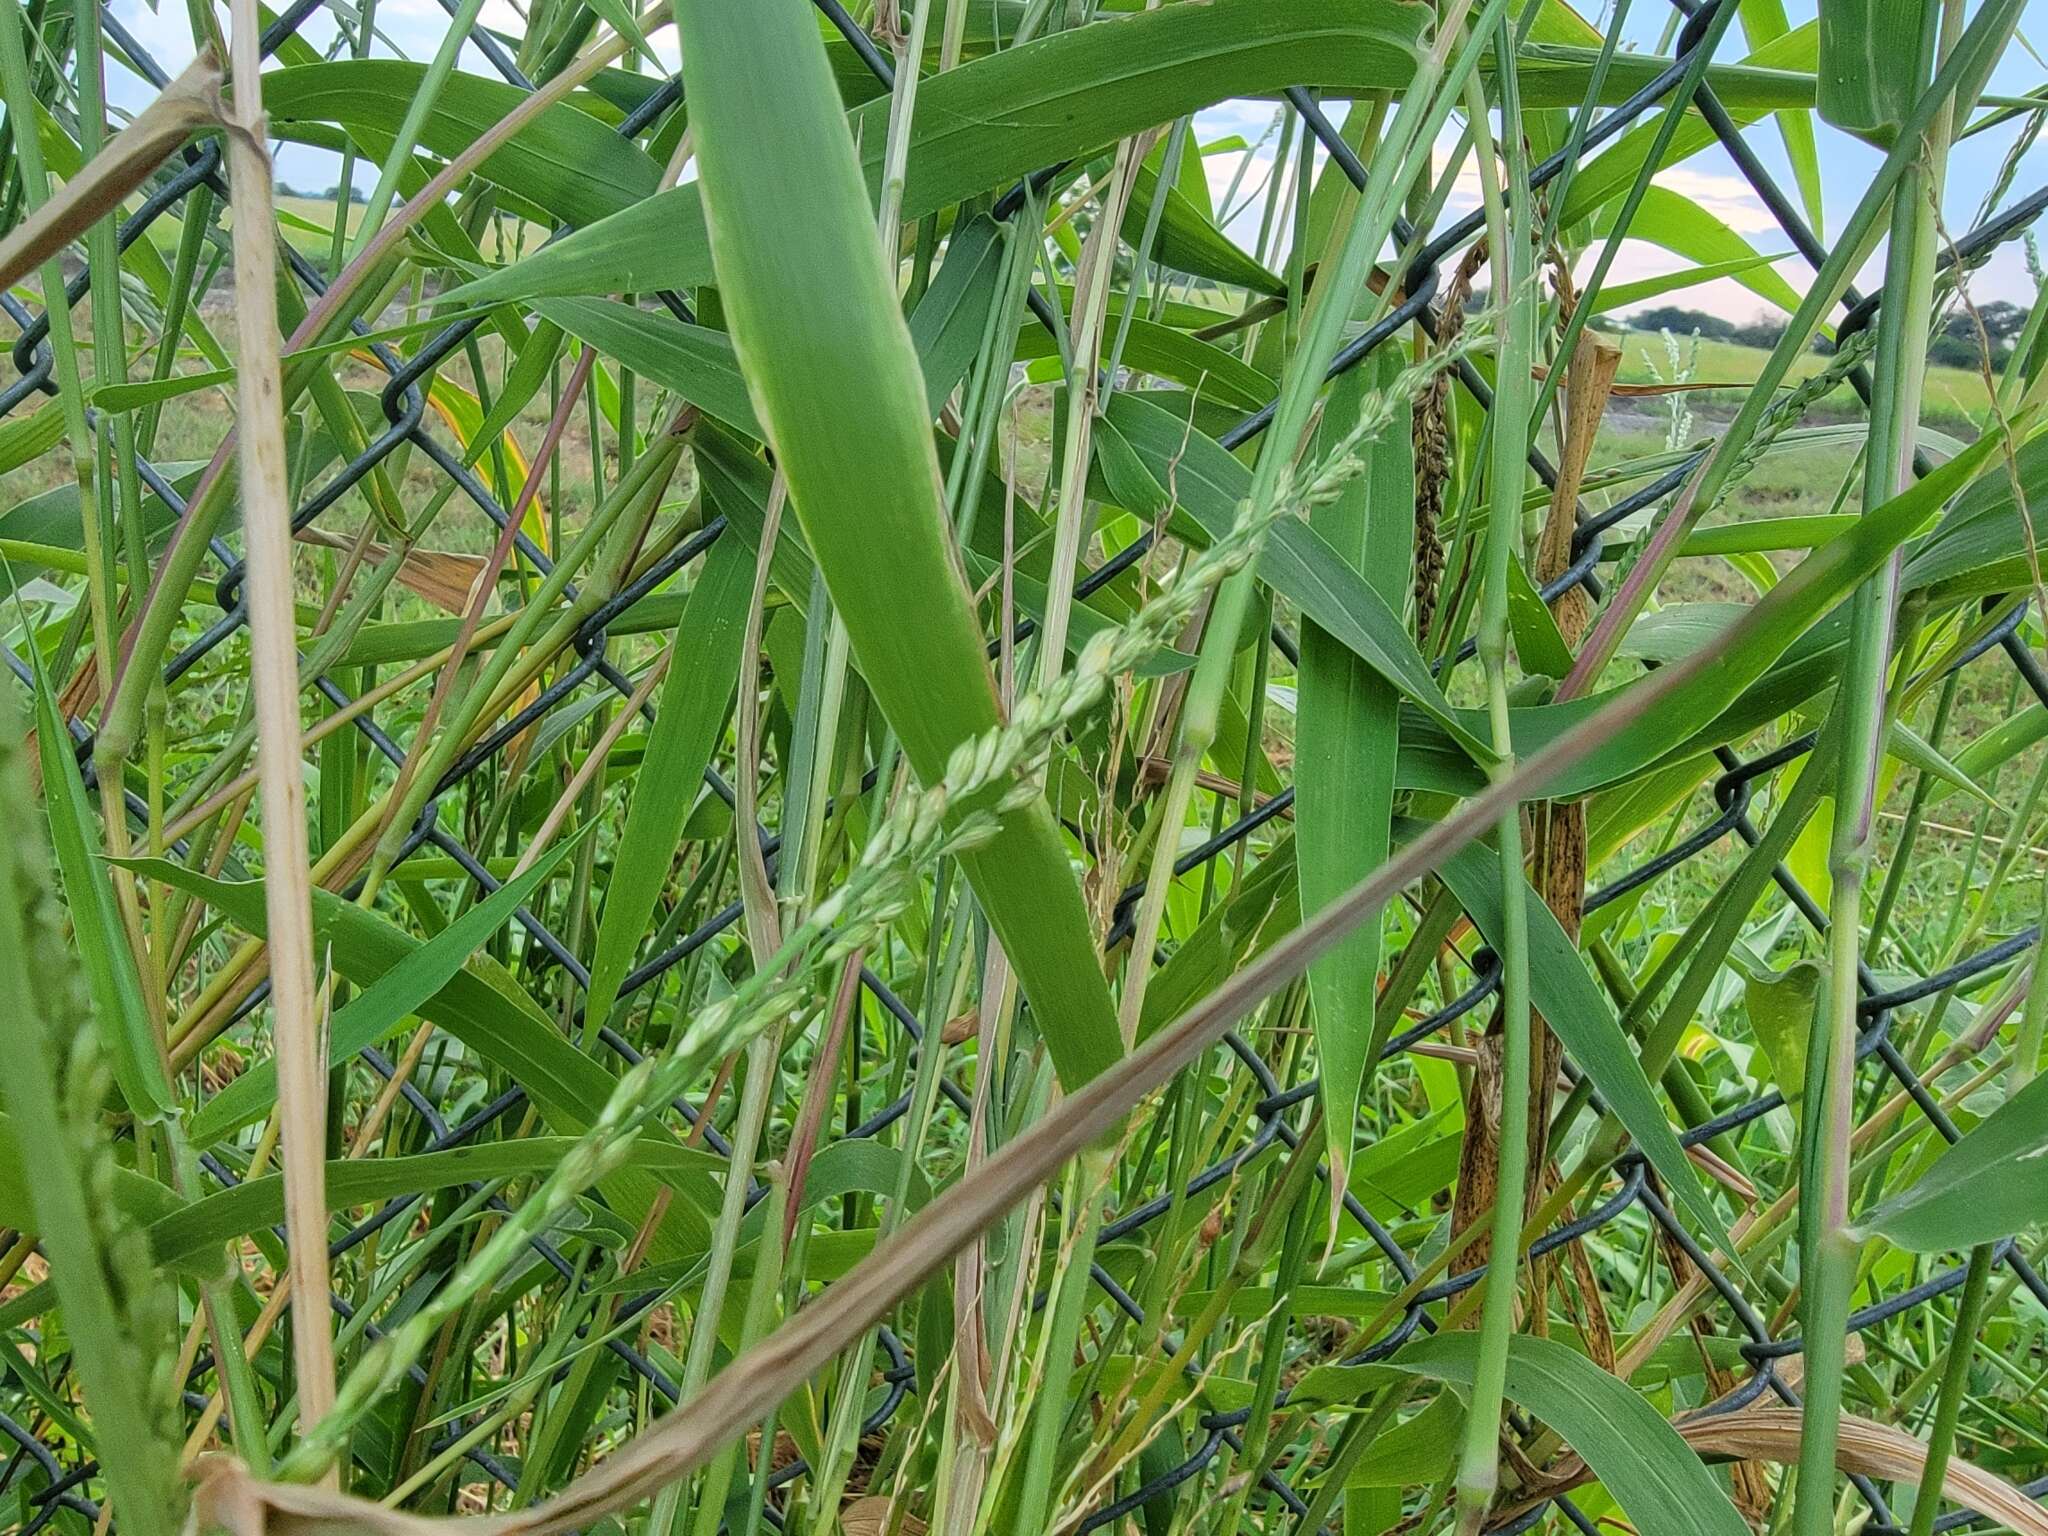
xmin=839 ymin=1495 xmax=923 ymax=1536
xmin=386 ymin=549 xmax=493 ymax=614
xmin=1528 ymin=362 xmax=1751 ymax=396
xmin=294 ymin=529 xmax=493 ymax=615
xmin=1681 ymin=1409 xmax=2048 ymax=1536
xmin=1775 ymin=1330 xmax=1864 ymax=1391
xmin=221 ymin=0 xmax=339 ymax=1453
xmin=1683 ymin=1140 xmax=1760 ymax=1204
xmin=1502 ymin=1405 xmax=2044 ymax=1536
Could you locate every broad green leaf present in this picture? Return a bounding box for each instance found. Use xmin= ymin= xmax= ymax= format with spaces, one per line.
xmin=1817 ymin=0 xmax=1924 ymax=142
xmin=1132 ymin=816 xmax=1733 ymax=1258
xmin=452 ymin=0 xmax=1421 ymax=303
xmin=693 ymin=426 xmax=825 ymax=613
xmin=1172 ymin=1283 xmax=1397 ymax=1323
xmin=1940 ymin=701 xmax=2048 ymax=802
xmin=1606 ymin=186 xmax=1804 ymax=317
xmin=1679 ymin=515 xmax=1858 ymax=557
xmin=1016 ymin=318 xmax=1276 ymax=411
xmin=1419 ymin=422 xmax=2013 ymax=796
xmin=336 ymin=589 xmax=688 ymax=668
xmin=538 ymin=228 xmax=1009 ymax=434
xmin=1900 ymin=427 xmax=2048 ymax=601
xmin=1101 ymin=391 xmax=1488 ymax=760
xmin=1137 ymin=1423 xmax=1189 ymax=1536
xmin=1381 ymin=1334 xmax=1753 ymax=1536
xmin=1889 ymin=720 xmax=1996 ymax=807
xmin=86 ymin=311 xmax=496 ymax=415
xmin=0 ymin=402 xmax=64 ymax=474
xmin=535 ymin=298 xmax=760 ymax=435
xmin=1109 ymin=398 xmax=1999 ymax=799
xmin=594 ymin=1138 xmax=930 ymax=1295
xmin=263 ymin=60 xmax=659 ymax=228
xmin=1507 ymin=555 xmax=1574 ymax=680
xmin=1861 ymin=1068 xmax=2048 ymax=1250
xmin=449 ymin=0 xmax=1808 ymax=306
xmin=1424 ymin=827 xmax=1735 ymax=1256
xmin=1351 ymin=1110 xmax=1463 ymax=1217
xmin=467 ymin=317 xmax=569 ymax=471
xmin=584 ymin=535 xmax=751 ymax=1027
xmin=0 ymin=461 xmax=200 ymax=552
xmin=1739 ymin=0 xmax=1825 ymax=232
xmin=1138 ymin=835 xmax=1302 ymax=1039
xmin=676 ymin=0 xmax=1122 ymax=1089
xmin=1124 ymin=156 xmax=1283 ymax=294
xmin=1298 ymin=356 xmax=1410 ymax=1192
xmin=1587 ymin=252 xmax=1795 ymax=315
xmin=1558 ymin=24 xmax=1819 ymax=228
xmin=1743 ymin=957 xmax=1823 ymax=1115
xmin=908 ymin=214 xmax=1007 ymax=412
xmin=1343 ymin=1391 xmax=1465 ymax=1488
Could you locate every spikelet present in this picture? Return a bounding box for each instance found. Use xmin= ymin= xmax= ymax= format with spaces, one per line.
xmin=276 ymin=326 xmax=1496 ymax=1471
xmin=1719 ymin=325 xmax=1877 ymax=507
xmin=0 ymin=694 xmax=182 ymax=1531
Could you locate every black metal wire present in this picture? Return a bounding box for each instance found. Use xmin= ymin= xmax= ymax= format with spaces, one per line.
xmin=3 ymin=1 xmax=2047 ymax=1531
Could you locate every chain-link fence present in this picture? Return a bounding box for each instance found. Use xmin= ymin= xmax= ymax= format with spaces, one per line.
xmin=3 ymin=0 xmax=2046 ymax=1529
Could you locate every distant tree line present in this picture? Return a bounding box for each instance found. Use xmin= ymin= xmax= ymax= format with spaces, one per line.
xmin=1621 ymin=300 xmax=2031 ymax=369
xmin=273 ymin=181 xmax=370 ymax=204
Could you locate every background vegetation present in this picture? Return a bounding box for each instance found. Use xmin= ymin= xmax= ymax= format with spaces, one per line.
xmin=3 ymin=1 xmax=2048 ymax=1535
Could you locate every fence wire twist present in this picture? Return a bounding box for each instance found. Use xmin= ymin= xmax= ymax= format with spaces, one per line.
xmin=2 ymin=0 xmax=2046 ymax=1531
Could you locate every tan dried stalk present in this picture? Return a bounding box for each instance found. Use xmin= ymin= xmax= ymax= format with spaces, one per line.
xmin=219 ymin=0 xmax=336 ymax=1455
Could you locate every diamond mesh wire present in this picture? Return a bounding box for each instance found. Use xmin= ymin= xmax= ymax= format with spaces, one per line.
xmin=2 ymin=0 xmax=2046 ymax=1530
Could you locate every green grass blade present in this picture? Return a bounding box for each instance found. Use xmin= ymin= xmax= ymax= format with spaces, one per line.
xmin=1816 ymin=0 xmax=1923 ymax=140
xmin=1739 ymin=0 xmax=1826 ymax=232
xmin=139 ymin=1140 xmax=722 ymax=1270
xmin=1101 ymin=391 xmax=1488 ymax=758
xmin=1298 ymin=355 xmax=1410 ymax=1196
xmin=1611 ymin=186 xmax=1804 ymax=317
xmin=1861 ymin=1068 xmax=2048 ymax=1250
xmin=1426 ymin=829 xmax=1735 ymax=1260
xmin=447 ymin=0 xmax=1434 ymax=306
xmin=583 ymin=534 xmax=751 ymax=1029
xmin=1383 ymin=1334 xmax=1753 ymax=1536
xmin=32 ymin=671 xmax=174 ymax=1121
xmin=264 ymin=60 xmax=659 ymax=227
xmin=675 ymin=0 xmax=1122 ymax=1089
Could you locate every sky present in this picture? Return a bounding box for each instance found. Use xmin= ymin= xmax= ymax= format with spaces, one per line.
xmin=99 ymin=0 xmax=2048 ymax=324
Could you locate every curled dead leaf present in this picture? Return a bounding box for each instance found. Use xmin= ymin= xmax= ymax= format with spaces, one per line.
xmin=839 ymin=1494 xmax=924 ymax=1536
xmin=295 ymin=528 xmax=493 ymax=615
xmin=1501 ymin=1406 xmax=2047 ymax=1535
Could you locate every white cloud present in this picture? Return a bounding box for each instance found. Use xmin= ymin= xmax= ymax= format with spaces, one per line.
xmin=1651 ymin=168 xmax=1778 ymax=234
